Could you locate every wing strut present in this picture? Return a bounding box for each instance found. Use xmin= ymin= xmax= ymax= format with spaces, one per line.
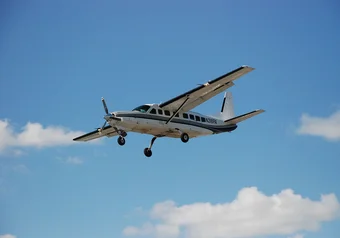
xmin=165 ymin=95 xmax=190 ymax=124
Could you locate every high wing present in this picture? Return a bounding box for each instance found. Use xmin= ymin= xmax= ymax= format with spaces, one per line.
xmin=73 ymin=125 xmax=119 ymax=142
xmin=159 ymin=65 xmax=254 ymax=112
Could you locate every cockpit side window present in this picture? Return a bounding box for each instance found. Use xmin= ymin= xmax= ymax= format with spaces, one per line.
xmin=132 ymin=105 xmax=151 ymax=113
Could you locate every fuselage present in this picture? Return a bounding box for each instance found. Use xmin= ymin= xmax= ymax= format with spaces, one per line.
xmin=106 ymin=103 xmax=237 ymax=138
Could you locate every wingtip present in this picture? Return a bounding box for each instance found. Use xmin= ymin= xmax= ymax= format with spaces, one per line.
xmin=241 ymin=65 xmax=255 ymax=70
xmin=73 ymin=136 xmax=81 ymax=141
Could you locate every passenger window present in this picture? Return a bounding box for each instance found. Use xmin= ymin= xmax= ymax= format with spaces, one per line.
xmin=165 ymin=110 xmax=171 ymax=116
xmin=158 ymin=109 xmax=163 ymax=115
xmin=150 ymin=108 xmax=157 ymax=114
xmin=175 ymin=113 xmax=179 ymax=117
xmin=189 ymin=114 xmax=195 ymax=120
xmin=201 ymin=117 xmax=206 ymax=122
xmin=195 ymin=116 xmax=200 ymax=121
xmin=183 ymin=113 xmax=188 ymax=119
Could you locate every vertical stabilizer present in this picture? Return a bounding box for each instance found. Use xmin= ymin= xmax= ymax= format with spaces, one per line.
xmin=220 ymin=92 xmax=235 ymax=121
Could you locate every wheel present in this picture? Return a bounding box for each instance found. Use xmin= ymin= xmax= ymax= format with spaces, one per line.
xmin=117 ymin=136 xmax=125 ymax=146
xmin=181 ymin=133 xmax=189 ymax=143
xmin=144 ymin=148 xmax=152 ymax=157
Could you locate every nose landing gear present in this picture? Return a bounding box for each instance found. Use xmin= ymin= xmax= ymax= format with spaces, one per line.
xmin=115 ymin=127 xmax=127 ymax=146
xmin=117 ymin=136 xmax=125 ymax=146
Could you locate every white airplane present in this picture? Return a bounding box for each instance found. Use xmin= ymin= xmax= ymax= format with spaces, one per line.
xmin=73 ymin=65 xmax=265 ymax=157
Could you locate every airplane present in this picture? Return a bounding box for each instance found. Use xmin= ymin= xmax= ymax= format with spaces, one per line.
xmin=73 ymin=65 xmax=265 ymax=157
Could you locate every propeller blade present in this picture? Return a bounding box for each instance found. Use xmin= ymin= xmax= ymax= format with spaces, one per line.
xmin=97 ymin=121 xmax=107 ymax=133
xmin=101 ymin=97 xmax=109 ymax=115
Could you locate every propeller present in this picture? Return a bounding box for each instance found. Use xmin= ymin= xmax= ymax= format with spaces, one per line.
xmin=98 ymin=97 xmax=110 ymax=132
xmin=102 ymin=97 xmax=109 ymax=115
xmin=96 ymin=97 xmax=123 ymax=135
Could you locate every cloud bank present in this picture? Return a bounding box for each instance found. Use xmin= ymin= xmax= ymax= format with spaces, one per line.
xmin=296 ymin=110 xmax=340 ymax=141
xmin=0 ymin=234 xmax=16 ymax=238
xmin=123 ymin=187 xmax=340 ymax=238
xmin=0 ymin=119 xmax=85 ymax=152
xmin=287 ymin=235 xmax=304 ymax=238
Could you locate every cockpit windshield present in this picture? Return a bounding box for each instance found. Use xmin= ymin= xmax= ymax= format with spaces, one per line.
xmin=132 ymin=105 xmax=151 ymax=113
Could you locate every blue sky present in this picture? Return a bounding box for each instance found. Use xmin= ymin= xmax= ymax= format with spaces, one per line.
xmin=1 ymin=1 xmax=340 ymax=238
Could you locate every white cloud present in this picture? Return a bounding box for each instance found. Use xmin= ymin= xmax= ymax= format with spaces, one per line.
xmin=296 ymin=111 xmax=340 ymax=141
xmin=123 ymin=187 xmax=340 ymax=238
xmin=0 ymin=119 xmax=87 ymax=152
xmin=56 ymin=156 xmax=84 ymax=165
xmin=124 ymin=223 xmax=179 ymax=238
xmin=287 ymin=234 xmax=304 ymax=238
xmin=65 ymin=156 xmax=83 ymax=165
xmin=0 ymin=234 xmax=16 ymax=238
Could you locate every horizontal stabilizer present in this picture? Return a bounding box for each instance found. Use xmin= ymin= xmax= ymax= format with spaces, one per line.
xmin=224 ymin=109 xmax=265 ymax=125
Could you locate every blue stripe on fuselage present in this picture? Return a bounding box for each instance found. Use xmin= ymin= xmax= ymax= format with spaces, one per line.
xmin=115 ymin=112 xmax=237 ymax=133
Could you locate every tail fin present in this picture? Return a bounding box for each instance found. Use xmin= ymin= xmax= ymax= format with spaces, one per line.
xmin=215 ymin=91 xmax=265 ymax=124
xmin=220 ymin=92 xmax=235 ymax=121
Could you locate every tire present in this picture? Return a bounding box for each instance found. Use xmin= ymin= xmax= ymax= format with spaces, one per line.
xmin=181 ymin=133 xmax=189 ymax=143
xmin=144 ymin=148 xmax=152 ymax=157
xmin=117 ymin=136 xmax=125 ymax=146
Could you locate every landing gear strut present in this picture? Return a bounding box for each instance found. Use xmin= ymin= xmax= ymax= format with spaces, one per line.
xmin=144 ymin=136 xmax=157 ymax=157
xmin=117 ymin=136 xmax=125 ymax=146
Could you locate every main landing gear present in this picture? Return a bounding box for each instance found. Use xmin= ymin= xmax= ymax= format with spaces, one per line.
xmin=144 ymin=136 xmax=157 ymax=157
xmin=181 ymin=132 xmax=189 ymax=143
xmin=143 ymin=132 xmax=190 ymax=157
xmin=115 ymin=129 xmax=189 ymax=157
